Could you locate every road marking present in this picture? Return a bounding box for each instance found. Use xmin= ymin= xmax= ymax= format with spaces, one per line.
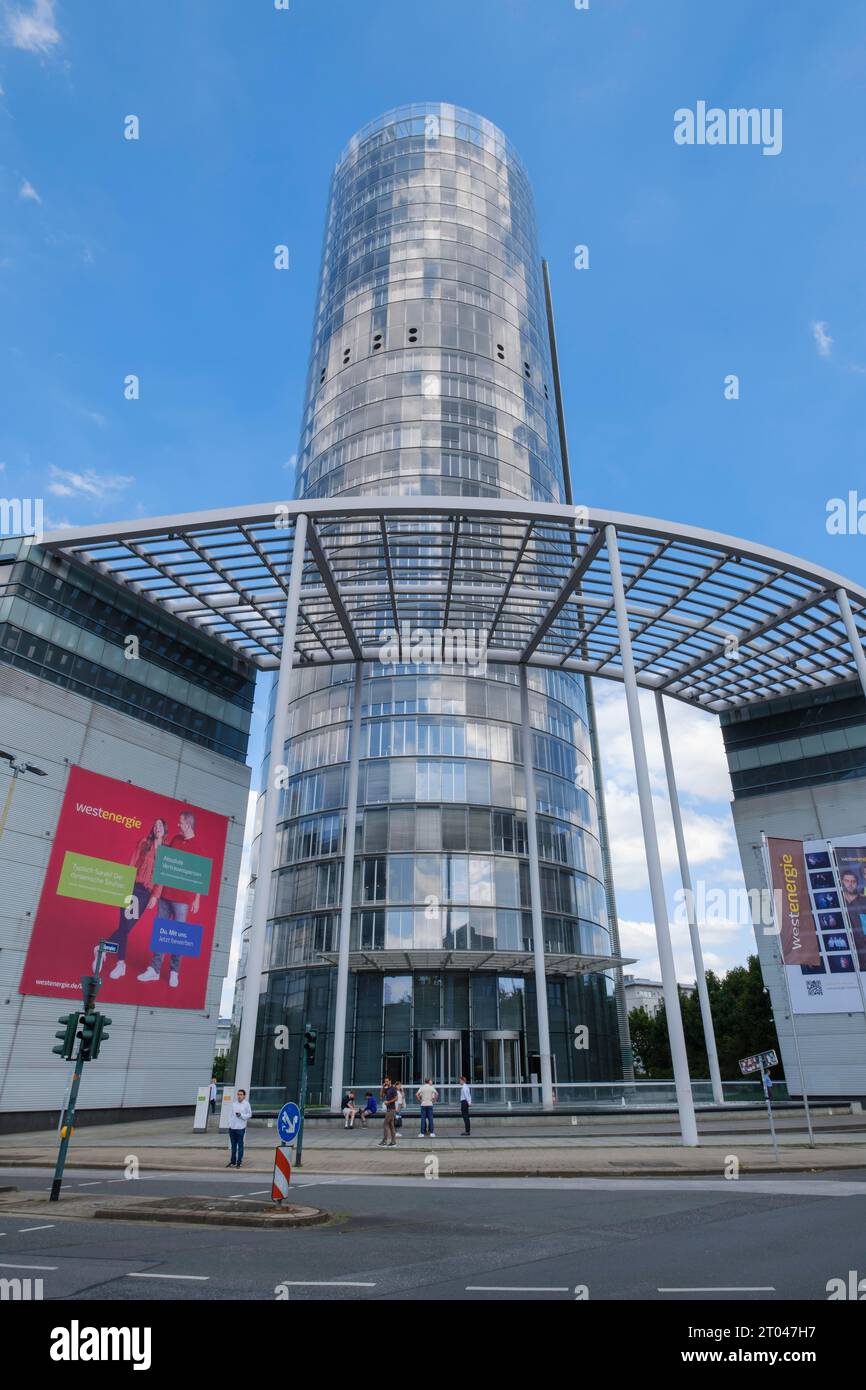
xmin=75 ymin=1181 xmax=105 ymax=1187
xmin=467 ymin=1285 xmax=570 ymax=1292
xmin=127 ymin=1272 xmax=210 ymax=1282
xmin=17 ymin=1225 xmax=55 ymax=1233
xmin=658 ymin=1286 xmax=776 ymax=1293
xmin=277 ymin=1280 xmax=376 ymax=1287
xmin=0 ymin=1262 xmax=57 ymax=1271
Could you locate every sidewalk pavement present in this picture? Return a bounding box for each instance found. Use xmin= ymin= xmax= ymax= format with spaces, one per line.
xmin=2 ymin=1111 xmax=865 ymax=1177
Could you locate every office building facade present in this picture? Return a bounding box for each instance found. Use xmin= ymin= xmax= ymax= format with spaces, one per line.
xmin=722 ymin=680 xmax=866 ymax=1097
xmin=239 ymin=105 xmax=629 ymax=1102
xmin=0 ymin=537 xmax=253 ymax=1127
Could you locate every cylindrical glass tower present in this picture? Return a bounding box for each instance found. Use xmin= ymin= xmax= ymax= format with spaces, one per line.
xmin=238 ymin=104 xmax=625 ymax=1103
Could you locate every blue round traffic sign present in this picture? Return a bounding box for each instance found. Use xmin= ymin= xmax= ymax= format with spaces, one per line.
xmin=277 ymin=1101 xmax=301 ymax=1145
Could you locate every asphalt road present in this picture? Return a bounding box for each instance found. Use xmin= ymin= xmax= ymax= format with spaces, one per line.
xmin=1 ymin=1166 xmax=865 ymax=1301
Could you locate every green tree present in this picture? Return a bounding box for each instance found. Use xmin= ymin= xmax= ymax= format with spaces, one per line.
xmin=627 ymin=956 xmax=780 ymax=1081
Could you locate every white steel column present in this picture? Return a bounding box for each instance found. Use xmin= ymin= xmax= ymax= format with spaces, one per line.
xmin=606 ymin=525 xmax=698 ymax=1145
xmin=836 ymin=588 xmax=866 ymax=700
xmin=519 ymin=664 xmax=555 ymax=1109
xmin=655 ymin=690 xmax=724 ymax=1106
xmin=329 ymin=659 xmax=364 ymax=1111
xmin=234 ymin=512 xmax=308 ymax=1093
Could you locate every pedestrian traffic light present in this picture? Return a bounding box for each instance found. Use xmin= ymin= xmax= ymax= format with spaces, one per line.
xmin=52 ymin=1012 xmax=81 ymax=1061
xmin=90 ymin=1012 xmax=112 ymax=1060
xmin=303 ymin=1024 xmax=317 ymax=1066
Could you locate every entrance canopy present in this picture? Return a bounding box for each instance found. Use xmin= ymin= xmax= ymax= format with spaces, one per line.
xmin=318 ymin=948 xmax=622 ymax=976
xmin=43 ymin=496 xmax=866 ymax=713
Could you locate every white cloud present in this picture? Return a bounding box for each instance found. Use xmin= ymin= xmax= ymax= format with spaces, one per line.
xmin=589 ymin=677 xmax=754 ymax=978
xmin=811 ymin=320 xmax=833 ymax=358
xmin=593 ymin=680 xmax=733 ymax=804
xmin=19 ymin=178 xmax=40 ymax=203
xmin=6 ymin=0 xmax=60 ymax=53
xmin=618 ymin=916 xmax=742 ymax=986
xmin=47 ymin=465 xmax=134 ymax=498
xmin=601 ymin=775 xmax=736 ymax=892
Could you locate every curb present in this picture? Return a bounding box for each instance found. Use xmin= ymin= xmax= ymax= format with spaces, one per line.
xmin=92 ymin=1204 xmax=329 ymax=1229
xmin=1 ymin=1158 xmax=860 ymax=1178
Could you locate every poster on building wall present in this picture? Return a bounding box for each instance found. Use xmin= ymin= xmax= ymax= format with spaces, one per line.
xmin=766 ymin=833 xmax=866 ymax=1015
xmin=19 ymin=766 xmax=230 ymax=1010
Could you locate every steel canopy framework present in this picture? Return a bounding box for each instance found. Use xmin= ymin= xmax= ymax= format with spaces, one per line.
xmin=42 ymin=496 xmax=866 ymax=713
xmin=35 ymin=497 xmax=866 ymax=1140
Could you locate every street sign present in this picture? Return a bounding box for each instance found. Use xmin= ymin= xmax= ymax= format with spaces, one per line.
xmin=272 ymin=1146 xmax=291 ymax=1203
xmin=738 ymin=1048 xmax=779 ymax=1075
xmin=277 ymin=1101 xmax=301 ymax=1145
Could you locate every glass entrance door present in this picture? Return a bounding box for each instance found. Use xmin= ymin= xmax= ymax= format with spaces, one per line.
xmin=422 ymin=1035 xmax=461 ymax=1094
xmin=483 ymin=1033 xmax=522 ymax=1102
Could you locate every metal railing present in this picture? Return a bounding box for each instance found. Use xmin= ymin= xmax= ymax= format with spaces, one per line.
xmin=246 ymin=1078 xmax=786 ymax=1112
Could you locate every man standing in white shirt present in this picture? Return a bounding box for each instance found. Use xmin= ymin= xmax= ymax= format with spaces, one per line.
xmin=459 ymin=1075 xmax=472 ymax=1136
xmin=227 ymin=1087 xmax=252 ymax=1168
xmin=415 ymin=1078 xmax=439 ymax=1138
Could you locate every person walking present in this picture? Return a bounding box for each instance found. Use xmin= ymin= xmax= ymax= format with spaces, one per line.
xmin=395 ymin=1083 xmax=405 ymax=1138
xmin=227 ymin=1087 xmax=252 ymax=1168
xmin=415 ymin=1077 xmax=439 ymax=1138
xmin=379 ymin=1076 xmax=398 ymax=1147
xmin=209 ymin=1076 xmax=218 ymax=1116
xmin=459 ymin=1075 xmax=472 ymax=1136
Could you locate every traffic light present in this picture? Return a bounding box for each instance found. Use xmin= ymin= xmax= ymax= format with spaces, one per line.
xmin=90 ymin=1012 xmax=112 ymax=1060
xmin=52 ymin=1012 xmax=81 ymax=1061
xmin=303 ymin=1024 xmax=317 ymax=1066
xmin=78 ymin=1013 xmax=96 ymax=1061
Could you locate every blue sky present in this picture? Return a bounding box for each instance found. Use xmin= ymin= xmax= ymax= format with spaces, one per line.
xmin=3 ymin=0 xmax=865 ymax=992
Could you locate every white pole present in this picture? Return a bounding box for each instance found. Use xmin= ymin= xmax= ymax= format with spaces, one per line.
xmin=606 ymin=525 xmax=698 ymax=1145
xmin=759 ymin=1059 xmax=779 ymax=1164
xmin=520 ymin=664 xmax=555 ymax=1109
xmin=836 ymin=587 xmax=866 ymax=700
xmin=234 ymin=512 xmax=308 ymax=1094
xmin=655 ymin=690 xmax=725 ymax=1106
xmin=329 ymin=660 xmax=364 ymax=1111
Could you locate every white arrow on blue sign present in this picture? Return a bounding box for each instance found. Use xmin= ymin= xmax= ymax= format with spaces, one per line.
xmin=277 ymin=1102 xmax=301 ymax=1144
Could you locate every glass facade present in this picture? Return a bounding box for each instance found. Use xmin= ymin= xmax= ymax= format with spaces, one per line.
xmin=721 ymin=680 xmax=866 ymax=798
xmin=242 ymin=104 xmax=623 ymax=1099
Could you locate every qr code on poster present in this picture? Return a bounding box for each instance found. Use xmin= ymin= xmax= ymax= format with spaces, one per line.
xmin=806 ymin=980 xmax=824 ymax=996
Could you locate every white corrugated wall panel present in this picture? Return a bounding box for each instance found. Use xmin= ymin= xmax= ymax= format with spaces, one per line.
xmin=0 ymin=669 xmax=250 ymax=1113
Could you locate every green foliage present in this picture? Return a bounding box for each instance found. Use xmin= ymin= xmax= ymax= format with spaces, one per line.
xmin=628 ymin=956 xmax=780 ymax=1080
xmin=212 ymin=1054 xmax=228 ymax=1083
